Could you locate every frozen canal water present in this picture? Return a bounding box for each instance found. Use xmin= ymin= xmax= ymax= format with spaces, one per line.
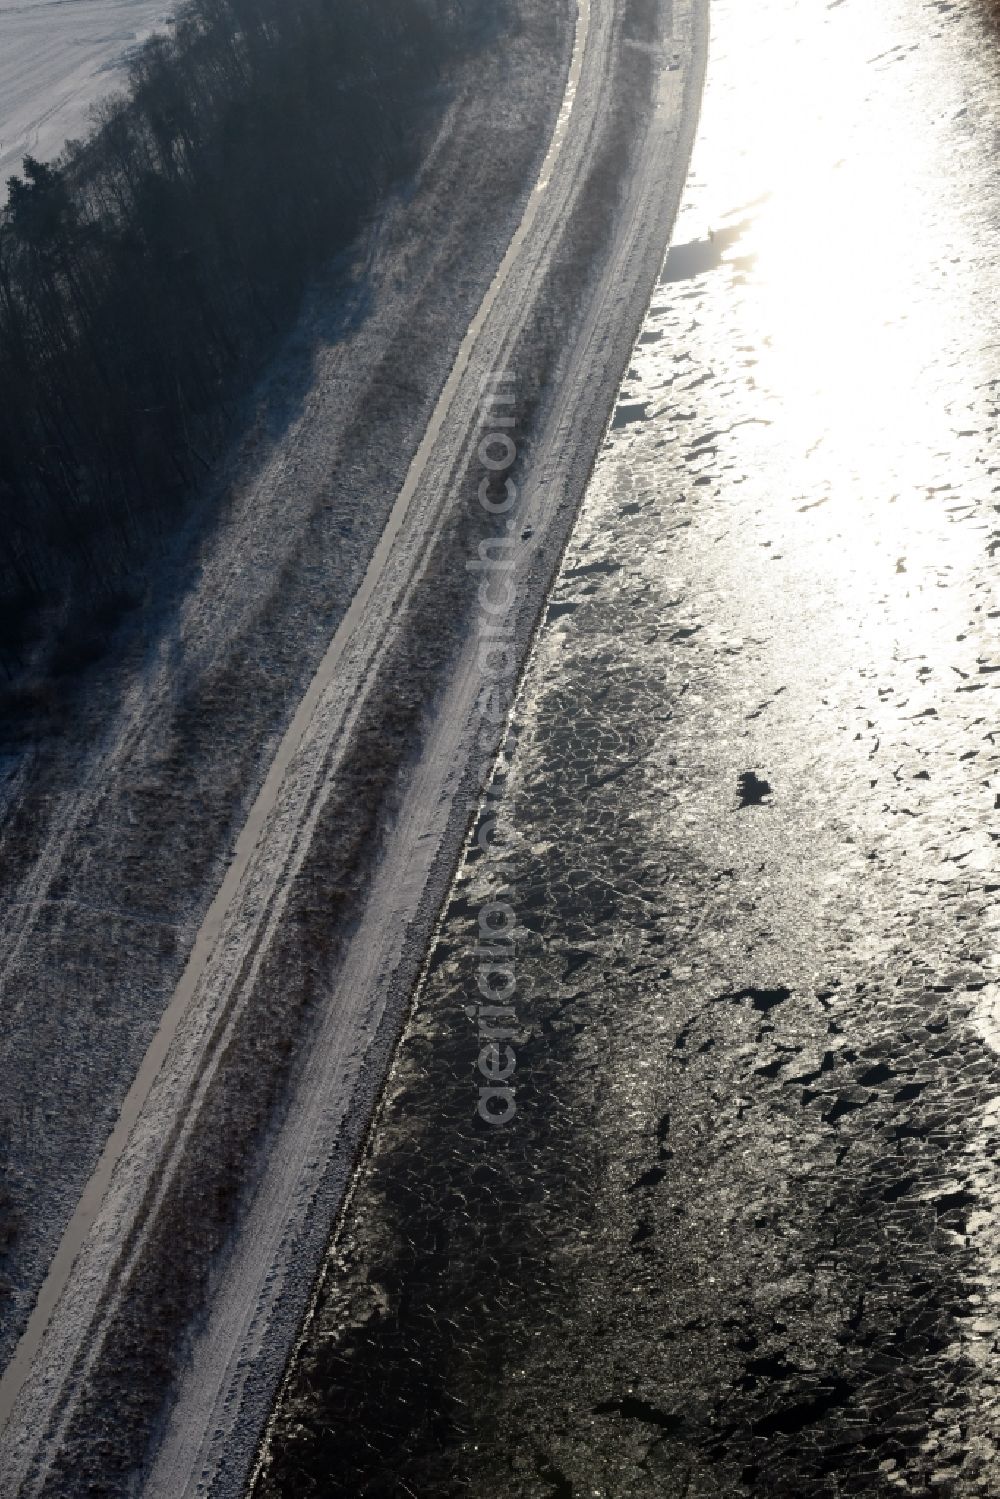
xmin=254 ymin=0 xmax=1000 ymax=1493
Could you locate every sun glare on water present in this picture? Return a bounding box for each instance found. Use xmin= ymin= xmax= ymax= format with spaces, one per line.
xmin=666 ymin=0 xmax=994 ymax=650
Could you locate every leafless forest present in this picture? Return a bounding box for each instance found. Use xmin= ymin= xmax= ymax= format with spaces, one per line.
xmin=0 ymin=0 xmax=499 ymax=699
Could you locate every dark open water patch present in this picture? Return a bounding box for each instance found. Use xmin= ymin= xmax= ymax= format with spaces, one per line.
xmin=659 ymin=218 xmax=752 ymax=283
xmin=612 ymin=400 xmax=651 ymax=429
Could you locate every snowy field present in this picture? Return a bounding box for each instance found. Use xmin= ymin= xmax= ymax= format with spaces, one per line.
xmin=0 ymin=0 xmax=176 ymax=189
